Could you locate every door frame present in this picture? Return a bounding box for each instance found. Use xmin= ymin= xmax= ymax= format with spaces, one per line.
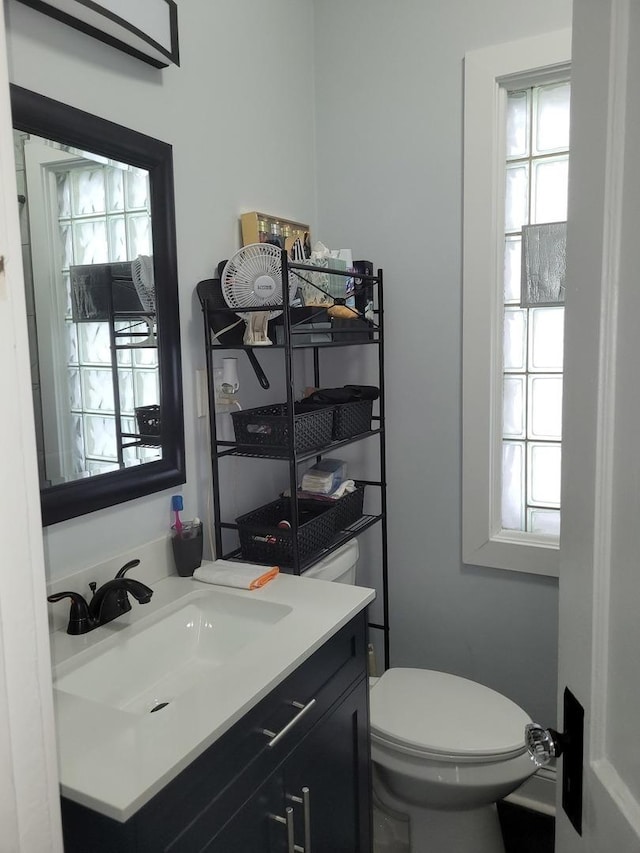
xmin=0 ymin=9 xmax=63 ymax=852
xmin=558 ymin=0 xmax=640 ymax=848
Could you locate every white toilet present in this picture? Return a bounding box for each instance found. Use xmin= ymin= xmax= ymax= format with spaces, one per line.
xmin=305 ymin=541 xmax=536 ymax=853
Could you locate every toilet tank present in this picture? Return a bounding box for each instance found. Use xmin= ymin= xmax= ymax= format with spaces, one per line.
xmin=303 ymin=539 xmax=359 ymax=584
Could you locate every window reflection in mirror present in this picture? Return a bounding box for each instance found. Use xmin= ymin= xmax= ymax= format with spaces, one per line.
xmin=11 ymin=85 xmax=184 ymax=526
xmin=15 ymin=132 xmax=162 ymax=487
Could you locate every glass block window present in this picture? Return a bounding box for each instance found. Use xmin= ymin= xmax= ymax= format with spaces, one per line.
xmin=53 ymin=160 xmax=158 ymax=478
xmin=501 ymin=81 xmax=570 ymax=536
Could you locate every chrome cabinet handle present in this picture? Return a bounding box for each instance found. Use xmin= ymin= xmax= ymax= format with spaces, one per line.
xmin=262 ymin=699 xmax=317 ymax=748
xmin=291 ymin=786 xmax=311 ymax=852
xmin=272 ymin=806 xmax=296 ymax=853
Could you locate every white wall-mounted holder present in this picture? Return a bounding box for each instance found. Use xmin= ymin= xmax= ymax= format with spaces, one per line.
xmin=16 ymin=0 xmax=180 ymax=69
xmin=221 ymin=357 xmax=239 ymax=394
xmin=213 ymin=367 xmax=240 ymax=414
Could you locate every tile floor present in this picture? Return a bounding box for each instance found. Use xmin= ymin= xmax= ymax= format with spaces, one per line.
xmin=372 ymin=801 xmax=555 ymax=852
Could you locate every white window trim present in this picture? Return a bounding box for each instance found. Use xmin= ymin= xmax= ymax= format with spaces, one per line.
xmin=462 ymin=30 xmax=571 ymax=577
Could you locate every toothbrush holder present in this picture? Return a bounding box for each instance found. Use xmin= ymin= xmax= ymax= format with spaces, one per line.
xmin=171 ymin=521 xmax=203 ymax=577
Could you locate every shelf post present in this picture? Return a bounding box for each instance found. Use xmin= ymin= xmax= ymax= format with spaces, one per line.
xmin=377 ymin=268 xmax=390 ymax=670
xmin=281 ymin=250 xmax=301 ymax=572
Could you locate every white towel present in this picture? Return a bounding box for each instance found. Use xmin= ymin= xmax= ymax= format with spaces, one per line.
xmin=193 ymin=560 xmax=279 ymax=590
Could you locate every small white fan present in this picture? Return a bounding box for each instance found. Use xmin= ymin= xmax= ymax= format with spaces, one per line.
xmin=131 ymin=255 xmax=156 ymax=313
xmin=220 ymin=243 xmax=296 ymax=321
xmin=130 ymin=255 xmax=156 ymax=347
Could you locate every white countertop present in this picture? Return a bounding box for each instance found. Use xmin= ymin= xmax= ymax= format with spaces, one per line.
xmin=50 ymin=569 xmax=374 ymax=822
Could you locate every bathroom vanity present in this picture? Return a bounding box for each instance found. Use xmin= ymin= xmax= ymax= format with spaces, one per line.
xmin=50 ymin=573 xmax=374 ymax=852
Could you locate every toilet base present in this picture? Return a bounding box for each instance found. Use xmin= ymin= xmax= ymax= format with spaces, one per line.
xmin=373 ymin=783 xmax=410 ymax=853
xmin=374 ymin=770 xmax=506 ymax=853
xmin=373 ymin=803 xmax=410 ymax=853
xmin=406 ymin=802 xmax=505 ymax=853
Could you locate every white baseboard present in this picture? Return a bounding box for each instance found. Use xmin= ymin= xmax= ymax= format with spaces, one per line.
xmin=504 ymin=766 xmax=556 ymax=817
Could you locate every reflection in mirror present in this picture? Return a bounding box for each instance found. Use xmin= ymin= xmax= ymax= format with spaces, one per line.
xmin=11 ymin=86 xmax=184 ymax=525
xmin=16 ymin=135 xmax=161 ymax=485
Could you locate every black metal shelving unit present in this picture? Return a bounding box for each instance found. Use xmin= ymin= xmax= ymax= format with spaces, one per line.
xmin=108 ymin=308 xmax=160 ymax=459
xmin=200 ymin=250 xmax=389 ymax=669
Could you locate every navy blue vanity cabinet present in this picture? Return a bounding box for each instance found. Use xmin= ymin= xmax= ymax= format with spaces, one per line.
xmin=207 ymin=678 xmax=370 ymax=853
xmin=60 ymin=610 xmax=372 ymax=852
xmin=283 ymin=678 xmax=370 ymax=852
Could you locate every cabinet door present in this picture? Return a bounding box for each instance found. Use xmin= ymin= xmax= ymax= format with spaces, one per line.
xmin=202 ymin=772 xmax=287 ymax=853
xmin=284 ymin=678 xmax=371 ymax=853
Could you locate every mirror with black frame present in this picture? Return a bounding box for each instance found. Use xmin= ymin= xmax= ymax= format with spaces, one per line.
xmin=11 ymin=86 xmax=185 ymax=526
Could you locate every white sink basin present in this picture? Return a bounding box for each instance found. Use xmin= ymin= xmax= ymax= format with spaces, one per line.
xmin=54 ymin=590 xmax=292 ymax=715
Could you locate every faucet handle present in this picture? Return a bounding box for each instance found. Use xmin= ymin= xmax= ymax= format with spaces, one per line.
xmin=115 ymin=559 xmax=141 ymax=579
xmin=47 ymin=591 xmax=94 ymax=635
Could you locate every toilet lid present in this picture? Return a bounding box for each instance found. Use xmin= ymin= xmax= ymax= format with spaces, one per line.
xmin=370 ymin=668 xmax=531 ymax=759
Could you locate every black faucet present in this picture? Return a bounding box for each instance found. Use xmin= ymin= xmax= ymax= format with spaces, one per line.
xmin=47 ymin=559 xmax=153 ymax=635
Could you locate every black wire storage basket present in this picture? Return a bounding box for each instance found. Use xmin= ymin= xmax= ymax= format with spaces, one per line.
xmin=134 ymin=404 xmax=161 ymax=446
xmin=236 ymin=497 xmax=337 ymax=566
xmin=332 ymin=399 xmax=373 ymax=440
xmin=332 ymin=483 xmax=366 ymax=530
xmin=231 ymin=403 xmax=334 ymax=454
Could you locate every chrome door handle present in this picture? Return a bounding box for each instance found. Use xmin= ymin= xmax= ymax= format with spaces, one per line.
xmin=525 ymin=722 xmax=567 ymax=767
xmin=291 ymin=786 xmax=311 ymax=852
xmin=525 ymin=689 xmax=585 ymax=836
xmin=262 ymin=699 xmax=317 ymax=748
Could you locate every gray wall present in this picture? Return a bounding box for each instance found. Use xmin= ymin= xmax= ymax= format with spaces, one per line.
xmin=5 ymin=0 xmax=317 ymax=581
xmin=312 ymin=0 xmax=572 ymax=726
xmin=6 ymin=0 xmax=572 ymax=727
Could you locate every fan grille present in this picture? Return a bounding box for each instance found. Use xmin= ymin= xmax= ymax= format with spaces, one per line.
xmin=221 ymin=244 xmax=296 ymax=320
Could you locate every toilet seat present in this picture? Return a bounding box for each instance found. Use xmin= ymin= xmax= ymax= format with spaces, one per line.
xmin=370 ymin=668 xmax=531 ymax=762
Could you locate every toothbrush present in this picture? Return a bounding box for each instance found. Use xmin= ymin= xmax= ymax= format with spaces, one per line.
xmin=171 ymin=495 xmax=184 ymax=534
